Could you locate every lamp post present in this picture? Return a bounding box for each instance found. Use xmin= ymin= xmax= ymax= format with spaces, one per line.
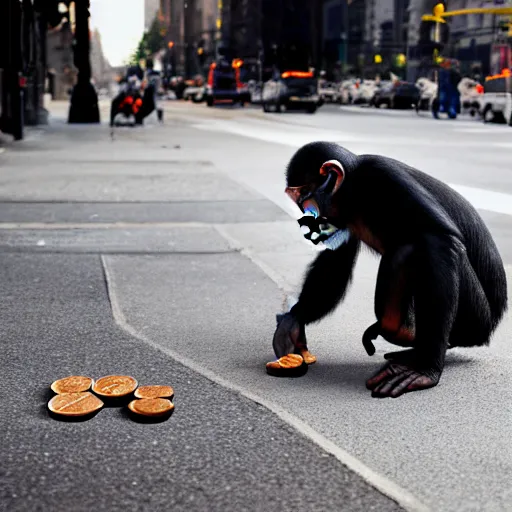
xmin=68 ymin=0 xmax=99 ymax=123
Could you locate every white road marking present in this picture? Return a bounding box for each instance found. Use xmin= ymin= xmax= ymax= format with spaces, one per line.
xmin=193 ymin=119 xmax=512 ymax=217
xmin=101 ymin=255 xmax=430 ymax=512
xmin=0 ymin=222 xmax=211 ymax=230
xmin=193 ymin=120 xmax=363 ymax=147
xmin=449 ymin=184 xmax=512 ymax=216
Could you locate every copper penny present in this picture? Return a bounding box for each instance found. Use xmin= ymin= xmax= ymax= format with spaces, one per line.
xmin=128 ymin=398 xmax=174 ymax=417
xmin=276 ymin=353 xmax=304 ymax=369
xmin=299 ymin=350 xmax=317 ymax=365
xmin=50 ymin=376 xmax=93 ymax=395
xmin=48 ymin=392 xmax=104 ymax=417
xmin=134 ymin=385 xmax=174 ymax=400
xmin=92 ymin=375 xmax=138 ymax=398
xmin=266 ymin=353 xmax=308 ymax=377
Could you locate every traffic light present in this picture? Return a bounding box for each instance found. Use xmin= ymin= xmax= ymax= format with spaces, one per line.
xmin=395 ymin=53 xmax=407 ymax=67
xmin=168 ymin=41 xmax=174 ymax=49
xmin=432 ymin=3 xmax=445 ymax=20
xmin=419 ymin=19 xmax=450 ymax=57
xmin=197 ymin=40 xmax=206 ymax=66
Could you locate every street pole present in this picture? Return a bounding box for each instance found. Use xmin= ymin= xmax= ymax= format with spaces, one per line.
xmin=68 ymin=0 xmax=100 ymax=123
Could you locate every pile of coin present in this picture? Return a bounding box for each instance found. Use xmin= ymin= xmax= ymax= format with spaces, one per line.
xmin=48 ymin=375 xmax=175 ymax=422
xmin=128 ymin=385 xmax=175 ymax=420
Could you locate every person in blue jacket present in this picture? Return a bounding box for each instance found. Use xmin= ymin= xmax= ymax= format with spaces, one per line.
xmin=433 ymin=58 xmax=461 ymax=119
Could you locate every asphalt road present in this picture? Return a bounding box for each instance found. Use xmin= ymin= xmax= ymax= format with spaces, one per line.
xmin=111 ymin=101 xmax=512 ymax=512
xmin=1 ymin=99 xmax=511 ymax=511
xmin=0 ymin=102 xmax=408 ymax=512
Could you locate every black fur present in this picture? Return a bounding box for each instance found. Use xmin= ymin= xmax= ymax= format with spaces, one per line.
xmin=286 ymin=142 xmax=507 ymax=379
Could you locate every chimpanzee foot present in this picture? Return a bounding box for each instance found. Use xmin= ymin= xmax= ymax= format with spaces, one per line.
xmin=366 ymin=362 xmax=440 ymax=398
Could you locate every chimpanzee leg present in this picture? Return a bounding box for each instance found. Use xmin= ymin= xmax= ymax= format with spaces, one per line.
xmin=449 ymin=251 xmax=492 ymax=348
xmin=362 ymin=245 xmax=415 ymax=355
xmin=367 ymin=234 xmax=462 ymax=398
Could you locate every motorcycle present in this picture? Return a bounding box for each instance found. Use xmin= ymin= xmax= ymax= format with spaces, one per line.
xmin=110 ymin=76 xmax=145 ymax=127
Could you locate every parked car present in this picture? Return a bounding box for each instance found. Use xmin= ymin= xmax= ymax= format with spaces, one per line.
xmin=262 ymin=71 xmax=320 ymax=113
xmin=319 ymin=80 xmax=340 ymax=103
xmin=205 ymin=59 xmax=248 ymax=107
xmin=480 ymin=69 xmax=512 ymax=124
xmin=415 ymin=77 xmax=438 ymax=112
xmin=183 ymin=75 xmax=206 ymax=103
xmin=338 ymin=79 xmax=358 ymax=104
xmin=458 ymin=77 xmax=483 ymax=116
xmin=352 ymin=79 xmax=379 ymax=105
xmin=371 ymin=80 xmax=420 ymax=109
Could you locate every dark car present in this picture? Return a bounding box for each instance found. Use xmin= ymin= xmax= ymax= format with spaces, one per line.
xmin=262 ymin=71 xmax=320 ymax=113
xmin=372 ymin=81 xmax=420 ymax=109
xmin=205 ymin=59 xmax=249 ymax=107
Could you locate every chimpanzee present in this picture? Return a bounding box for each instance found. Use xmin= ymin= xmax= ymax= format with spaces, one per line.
xmin=273 ymin=141 xmax=508 ymax=398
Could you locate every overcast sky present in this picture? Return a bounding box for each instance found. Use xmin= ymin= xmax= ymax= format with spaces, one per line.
xmin=90 ymin=0 xmax=145 ymax=66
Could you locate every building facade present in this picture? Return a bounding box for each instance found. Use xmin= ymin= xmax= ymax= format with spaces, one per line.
xmin=46 ymin=23 xmax=76 ymax=100
xmin=145 ymin=0 xmax=160 ymax=32
xmin=445 ymin=0 xmax=511 ymax=77
xmin=90 ymin=29 xmax=112 ymax=91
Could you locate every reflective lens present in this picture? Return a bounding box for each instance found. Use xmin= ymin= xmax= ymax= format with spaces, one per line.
xmin=301 ymin=198 xmax=320 ymax=218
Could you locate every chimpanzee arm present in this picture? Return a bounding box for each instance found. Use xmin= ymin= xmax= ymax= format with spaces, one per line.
xmin=272 ymin=237 xmax=360 ymax=358
xmin=291 ymin=236 xmax=360 ymax=325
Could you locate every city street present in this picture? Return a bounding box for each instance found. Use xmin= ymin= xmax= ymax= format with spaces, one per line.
xmin=1 ymin=100 xmax=511 ymax=512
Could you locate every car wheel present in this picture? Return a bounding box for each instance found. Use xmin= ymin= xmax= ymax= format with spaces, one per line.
xmin=206 ymin=97 xmax=214 ymax=107
xmin=483 ymin=105 xmax=495 ymax=123
xmin=263 ymin=102 xmax=270 ymax=113
xmin=306 ymin=104 xmax=317 ymax=114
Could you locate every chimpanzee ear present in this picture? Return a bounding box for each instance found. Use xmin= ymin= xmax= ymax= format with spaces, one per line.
xmin=319 ymin=160 xmax=345 ymax=195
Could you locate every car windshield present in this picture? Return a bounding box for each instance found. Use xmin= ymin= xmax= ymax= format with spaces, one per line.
xmin=283 ymin=78 xmax=316 ymax=87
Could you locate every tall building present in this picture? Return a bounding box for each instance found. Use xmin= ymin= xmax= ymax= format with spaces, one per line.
xmin=90 ymin=29 xmax=112 ymax=90
xmin=221 ymin=0 xmax=262 ymax=59
xmin=405 ymin=0 xmax=510 ymax=80
xmin=220 ymin=0 xmax=318 ymax=71
xmin=145 ymin=0 xmax=160 ymax=31
xmin=443 ymin=0 xmax=509 ymax=76
xmin=160 ymin=0 xmax=185 ymax=75
xmin=321 ymin=0 xmax=368 ymax=74
xmin=47 ymin=22 xmax=76 ymax=100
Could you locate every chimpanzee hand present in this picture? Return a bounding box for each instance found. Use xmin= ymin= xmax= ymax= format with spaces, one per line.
xmin=272 ymin=312 xmax=307 ymax=359
xmin=366 ymin=350 xmax=441 ymax=398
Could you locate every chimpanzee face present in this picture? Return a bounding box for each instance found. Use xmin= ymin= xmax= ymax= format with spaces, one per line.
xmin=285 ymin=159 xmax=345 ymax=218
xmin=285 ymin=160 xmax=349 ymax=249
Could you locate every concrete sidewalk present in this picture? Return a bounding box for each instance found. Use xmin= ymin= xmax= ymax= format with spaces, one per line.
xmin=0 ymin=103 xmax=411 ymax=511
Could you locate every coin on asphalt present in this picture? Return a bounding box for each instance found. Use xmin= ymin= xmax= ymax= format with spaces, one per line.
xmin=48 ymin=392 xmax=104 ymax=417
xmin=92 ymin=375 xmax=138 ymax=398
xmin=266 ymin=353 xmax=308 ymax=377
xmin=299 ymin=349 xmax=317 ymax=365
xmin=50 ymin=376 xmax=93 ymax=395
xmin=128 ymin=398 xmax=174 ymax=417
xmin=134 ymin=385 xmax=174 ymax=400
